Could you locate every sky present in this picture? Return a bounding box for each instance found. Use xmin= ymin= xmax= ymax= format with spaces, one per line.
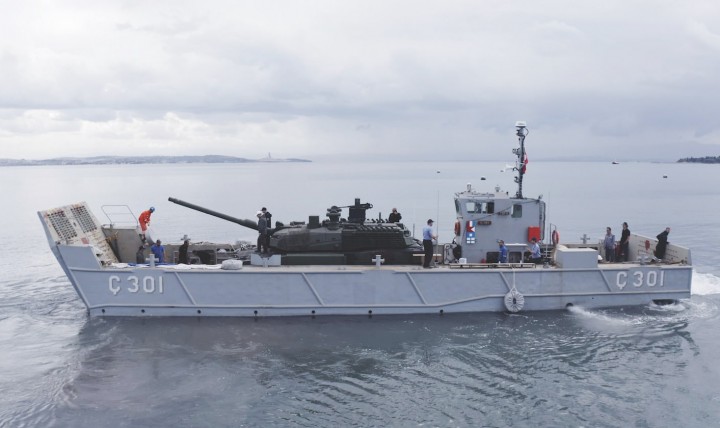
xmin=1 ymin=0 xmax=719 ymax=162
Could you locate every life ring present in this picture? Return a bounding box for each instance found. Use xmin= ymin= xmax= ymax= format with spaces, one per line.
xmin=552 ymin=230 xmax=560 ymax=245
xmin=454 ymin=220 xmax=461 ymax=236
xmin=504 ymin=289 xmax=525 ymax=313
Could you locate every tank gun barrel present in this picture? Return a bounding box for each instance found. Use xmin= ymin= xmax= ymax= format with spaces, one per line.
xmin=168 ymin=197 xmax=258 ymax=231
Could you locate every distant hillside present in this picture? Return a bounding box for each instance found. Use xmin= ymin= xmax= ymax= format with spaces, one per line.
xmin=0 ymin=155 xmax=311 ymax=166
xmin=677 ymin=156 xmax=720 ymax=164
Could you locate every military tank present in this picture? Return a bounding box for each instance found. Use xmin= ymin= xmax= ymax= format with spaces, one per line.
xmin=168 ymin=197 xmax=424 ymax=265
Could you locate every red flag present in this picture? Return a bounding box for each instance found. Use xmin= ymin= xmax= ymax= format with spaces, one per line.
xmin=521 ymin=153 xmax=528 ymax=174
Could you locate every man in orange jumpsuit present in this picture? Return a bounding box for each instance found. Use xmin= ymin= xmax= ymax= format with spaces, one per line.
xmin=139 ymin=207 xmax=155 ymax=243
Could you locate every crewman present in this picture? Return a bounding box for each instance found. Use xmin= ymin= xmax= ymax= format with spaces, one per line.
xmin=422 ymin=219 xmax=437 ymax=268
xmin=498 ymin=240 xmax=508 ymax=263
xmin=138 ymin=206 xmax=155 ymax=243
xmin=256 ymin=211 xmax=269 ymax=254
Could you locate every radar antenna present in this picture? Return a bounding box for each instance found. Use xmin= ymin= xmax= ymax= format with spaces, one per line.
xmin=512 ymin=121 xmax=529 ymax=198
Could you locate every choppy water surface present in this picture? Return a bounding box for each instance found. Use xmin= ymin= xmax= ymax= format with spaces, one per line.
xmin=2 ymin=161 xmax=720 ymax=427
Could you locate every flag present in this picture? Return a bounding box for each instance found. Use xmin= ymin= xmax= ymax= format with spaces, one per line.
xmin=466 ymin=221 xmax=476 ymax=244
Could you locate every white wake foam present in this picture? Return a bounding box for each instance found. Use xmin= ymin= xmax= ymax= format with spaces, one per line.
xmin=692 ymin=270 xmax=720 ymax=296
xmin=565 ymin=305 xmax=636 ymax=326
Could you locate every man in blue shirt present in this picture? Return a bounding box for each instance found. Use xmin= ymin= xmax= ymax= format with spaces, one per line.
xmin=604 ymin=227 xmax=616 ymax=262
xmin=528 ymin=237 xmax=542 ymax=264
xmin=498 ymin=240 xmax=508 ymax=263
xmin=422 ymin=219 xmax=437 ymax=268
xmin=150 ymin=239 xmax=165 ymax=264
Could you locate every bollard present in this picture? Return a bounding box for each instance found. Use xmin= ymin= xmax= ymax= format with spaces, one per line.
xmin=372 ymin=255 xmax=385 ymax=268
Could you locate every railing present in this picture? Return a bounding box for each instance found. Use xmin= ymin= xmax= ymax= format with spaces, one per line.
xmin=101 ymin=205 xmax=138 ymax=227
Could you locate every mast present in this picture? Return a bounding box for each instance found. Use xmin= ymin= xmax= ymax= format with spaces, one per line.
xmin=513 ymin=121 xmax=528 ymax=198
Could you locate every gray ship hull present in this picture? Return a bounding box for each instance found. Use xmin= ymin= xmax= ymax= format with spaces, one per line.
xmin=53 ymin=243 xmax=691 ymax=317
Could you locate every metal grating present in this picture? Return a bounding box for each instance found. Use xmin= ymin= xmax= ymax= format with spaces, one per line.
xmin=39 ymin=202 xmax=120 ymax=265
xmin=71 ymin=205 xmax=97 ymax=233
xmin=48 ymin=210 xmax=78 ymax=241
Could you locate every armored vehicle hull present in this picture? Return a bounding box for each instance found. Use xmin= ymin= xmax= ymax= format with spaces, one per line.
xmin=168 ymin=197 xmax=424 ymax=265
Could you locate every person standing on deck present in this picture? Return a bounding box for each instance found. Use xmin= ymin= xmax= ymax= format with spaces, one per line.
xmin=150 ymin=239 xmax=165 ymax=263
xmin=528 ymin=238 xmax=542 ymax=264
xmin=179 ymin=237 xmax=190 ymax=264
xmin=256 ymin=211 xmax=269 ymax=254
xmin=135 ymin=246 xmax=145 ymax=264
xmin=604 ymin=227 xmax=616 ymax=262
xmin=620 ymin=222 xmax=631 ymax=262
xmin=261 ymin=207 xmax=272 ymax=228
xmin=261 ymin=207 xmax=272 ymax=251
xmin=138 ymin=207 xmax=155 ymax=243
xmin=498 ymin=240 xmax=508 ymax=263
xmin=422 ymin=219 xmax=437 ymax=268
xmin=654 ymin=227 xmax=671 ymax=261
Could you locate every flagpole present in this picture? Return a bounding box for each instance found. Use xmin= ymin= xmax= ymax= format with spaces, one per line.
xmin=436 ymin=170 xmax=440 ymax=265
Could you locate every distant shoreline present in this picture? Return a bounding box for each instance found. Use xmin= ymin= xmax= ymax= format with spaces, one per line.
xmin=677 ymin=156 xmax=720 ymax=164
xmin=0 ymin=155 xmax=312 ymax=167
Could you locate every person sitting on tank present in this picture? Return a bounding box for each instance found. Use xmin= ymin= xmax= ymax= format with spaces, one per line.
xmin=388 ymin=208 xmax=402 ymax=223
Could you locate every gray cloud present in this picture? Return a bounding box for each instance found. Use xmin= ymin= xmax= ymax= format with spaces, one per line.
xmin=0 ymin=1 xmax=719 ymax=161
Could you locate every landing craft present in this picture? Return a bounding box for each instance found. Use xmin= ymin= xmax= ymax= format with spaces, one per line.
xmin=38 ymin=122 xmax=693 ymax=317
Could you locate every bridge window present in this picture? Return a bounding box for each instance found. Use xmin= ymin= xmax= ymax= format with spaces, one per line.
xmin=464 ymin=201 xmax=496 ymax=214
xmin=512 ymin=204 xmax=522 ymax=218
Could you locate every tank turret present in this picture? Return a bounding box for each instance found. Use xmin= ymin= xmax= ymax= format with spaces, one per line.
xmin=168 ymin=197 xmax=423 ymax=265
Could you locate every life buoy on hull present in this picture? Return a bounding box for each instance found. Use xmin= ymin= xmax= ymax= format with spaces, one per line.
xmin=454 ymin=220 xmax=461 ymax=236
xmin=552 ymin=230 xmax=560 ymax=246
xmin=504 ymin=289 xmax=525 ymax=313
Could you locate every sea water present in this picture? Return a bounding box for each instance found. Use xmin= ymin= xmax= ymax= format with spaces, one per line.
xmin=1 ymin=161 xmax=719 ymax=427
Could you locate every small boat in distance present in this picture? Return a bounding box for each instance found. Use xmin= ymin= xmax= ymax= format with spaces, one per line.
xmin=38 ymin=123 xmax=692 ymax=317
xmin=612 ymin=161 xmax=620 ymax=164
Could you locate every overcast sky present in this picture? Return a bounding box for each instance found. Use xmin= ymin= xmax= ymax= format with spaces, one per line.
xmin=1 ymin=0 xmax=719 ymax=161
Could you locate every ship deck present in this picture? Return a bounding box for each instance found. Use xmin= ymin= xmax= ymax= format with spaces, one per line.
xmin=110 ymin=260 xmax=680 ymax=272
